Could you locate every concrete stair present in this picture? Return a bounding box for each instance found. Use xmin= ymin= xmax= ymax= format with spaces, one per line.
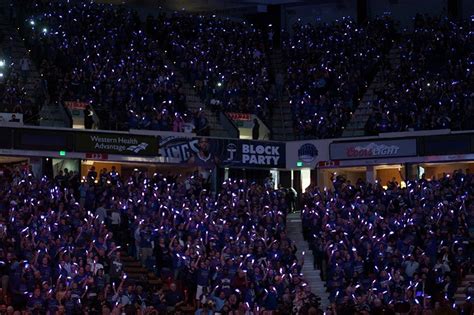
xmin=0 ymin=0 xmax=70 ymax=127
xmin=269 ymin=49 xmax=294 ymax=141
xmin=120 ymin=251 xmax=162 ymax=287
xmin=0 ymin=3 xmax=40 ymax=120
xmin=39 ymin=103 xmax=70 ymax=127
xmin=454 ymin=273 xmax=474 ymax=306
xmin=164 ymin=61 xmax=232 ymax=138
xmin=286 ymin=212 xmax=329 ymax=310
xmin=342 ymin=46 xmax=400 ymax=137
xmin=272 ymin=98 xmax=294 ymax=141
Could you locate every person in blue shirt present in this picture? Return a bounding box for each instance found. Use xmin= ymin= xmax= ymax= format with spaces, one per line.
xmin=139 ymin=227 xmax=153 ymax=266
xmin=194 ymin=300 xmax=214 ymax=315
xmin=210 ymin=290 xmax=226 ymax=313
xmin=263 ymin=288 xmax=278 ymax=311
xmin=195 ymin=258 xmax=210 ymax=306
xmin=27 ymin=288 xmax=45 ymax=312
xmin=165 ymin=283 xmax=184 ymax=313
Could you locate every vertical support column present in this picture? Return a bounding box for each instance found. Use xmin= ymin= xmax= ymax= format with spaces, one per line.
xmin=448 ymin=0 xmax=460 ymax=20
xmin=29 ymin=157 xmax=43 ymax=178
xmin=293 ymin=170 xmax=302 ymax=209
xmin=366 ymin=165 xmax=376 ymax=184
xmin=310 ymin=169 xmax=318 ymax=186
xmin=405 ymin=163 xmax=419 ymax=181
xmin=357 ymin=0 xmax=368 ymax=25
xmin=279 ymin=170 xmax=291 ymax=188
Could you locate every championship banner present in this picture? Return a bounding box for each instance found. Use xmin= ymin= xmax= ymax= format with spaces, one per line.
xmin=159 ymin=136 xmax=286 ymax=169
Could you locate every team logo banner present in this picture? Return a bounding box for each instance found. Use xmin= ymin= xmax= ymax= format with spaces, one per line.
xmin=285 ymin=140 xmax=331 ymax=169
xmin=159 ymin=136 xmax=286 ymax=169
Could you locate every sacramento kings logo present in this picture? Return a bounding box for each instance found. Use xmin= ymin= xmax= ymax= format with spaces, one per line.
xmin=298 ymin=143 xmax=318 ymax=163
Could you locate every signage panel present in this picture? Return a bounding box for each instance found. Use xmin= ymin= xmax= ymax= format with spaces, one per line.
xmin=226 ymin=112 xmax=252 ymax=121
xmin=14 ymin=129 xmax=73 ymax=151
xmin=75 ymin=132 xmax=158 ymax=156
xmin=159 ymin=137 xmax=286 ymax=169
xmin=422 ymin=135 xmax=471 ymax=155
xmin=65 ymin=101 xmax=88 ymax=110
xmin=85 ymin=153 xmax=109 ymax=160
xmin=330 ymin=139 xmax=417 ymax=160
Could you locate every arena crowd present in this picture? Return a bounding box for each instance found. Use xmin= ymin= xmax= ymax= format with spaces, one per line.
xmin=0 ymin=165 xmax=321 ymax=314
xmin=283 ymin=16 xmax=395 ymax=139
xmin=5 ymin=1 xmax=472 ymax=138
xmin=302 ymin=170 xmax=473 ymax=314
xmin=365 ymin=16 xmax=474 ymax=134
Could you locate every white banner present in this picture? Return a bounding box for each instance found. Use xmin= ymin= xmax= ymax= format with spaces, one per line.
xmin=0 ymin=112 xmax=23 ymax=124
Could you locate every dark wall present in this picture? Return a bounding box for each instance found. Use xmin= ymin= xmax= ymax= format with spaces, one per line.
xmin=228 ymin=168 xmax=270 ymax=186
xmin=368 ymin=0 xmax=447 ymax=27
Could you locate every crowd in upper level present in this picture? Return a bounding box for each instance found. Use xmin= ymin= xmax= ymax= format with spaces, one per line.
xmin=283 ymin=16 xmax=395 ymax=139
xmin=0 ymin=2 xmax=472 ymax=138
xmin=365 ymin=15 xmax=474 ymax=134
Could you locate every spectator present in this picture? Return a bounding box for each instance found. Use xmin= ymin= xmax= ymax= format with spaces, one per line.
xmin=252 ymin=118 xmax=260 ymax=140
xmin=19 ymin=56 xmax=30 ymax=83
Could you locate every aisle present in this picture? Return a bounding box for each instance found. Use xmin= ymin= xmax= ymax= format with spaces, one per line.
xmin=286 ymin=212 xmax=330 ymax=311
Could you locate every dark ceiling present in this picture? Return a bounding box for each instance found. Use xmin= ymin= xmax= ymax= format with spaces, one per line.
xmin=97 ymin=0 xmax=345 ymax=12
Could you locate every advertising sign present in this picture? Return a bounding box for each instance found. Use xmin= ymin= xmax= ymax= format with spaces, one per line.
xmin=159 ymin=136 xmax=286 ymax=169
xmin=330 ymin=139 xmax=417 ymax=160
xmin=75 ymin=132 xmax=158 ymax=156
xmin=85 ymin=153 xmax=109 ymax=160
xmin=65 ymin=101 xmax=88 ymax=110
xmin=226 ymin=112 xmax=252 ymax=121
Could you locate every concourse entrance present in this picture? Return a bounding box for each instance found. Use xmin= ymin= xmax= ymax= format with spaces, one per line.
xmin=318 ymin=164 xmax=406 ymax=189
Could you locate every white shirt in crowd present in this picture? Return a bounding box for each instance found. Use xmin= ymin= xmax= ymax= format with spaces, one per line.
xmin=110 ymin=211 xmax=121 ymax=225
xmin=95 ymin=206 xmax=107 ymax=223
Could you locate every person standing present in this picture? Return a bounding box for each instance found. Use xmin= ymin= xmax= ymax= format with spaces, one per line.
xmin=275 ymin=72 xmax=284 ymax=99
xmin=19 ymin=56 xmax=31 ymax=83
xmin=84 ymin=105 xmax=94 ymax=129
xmin=110 ymin=207 xmax=121 ymax=241
xmin=252 ymin=118 xmax=260 ymax=140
